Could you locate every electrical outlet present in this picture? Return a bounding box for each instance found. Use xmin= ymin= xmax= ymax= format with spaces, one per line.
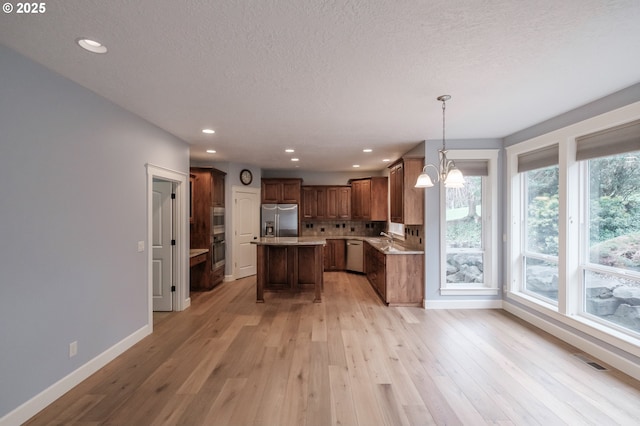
xmin=69 ymin=341 xmax=78 ymax=358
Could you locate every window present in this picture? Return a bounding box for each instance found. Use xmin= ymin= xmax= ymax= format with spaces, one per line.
xmin=523 ymin=165 xmax=559 ymax=302
xmin=441 ymin=150 xmax=498 ymax=295
xmin=578 ymin=120 xmax=640 ymax=335
xmin=507 ymin=108 xmax=640 ymax=353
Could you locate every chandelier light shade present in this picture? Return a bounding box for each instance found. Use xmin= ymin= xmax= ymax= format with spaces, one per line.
xmin=415 ymin=95 xmax=465 ymax=189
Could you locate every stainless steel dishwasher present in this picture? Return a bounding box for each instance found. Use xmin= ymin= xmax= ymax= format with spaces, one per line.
xmin=346 ymin=239 xmax=364 ymax=273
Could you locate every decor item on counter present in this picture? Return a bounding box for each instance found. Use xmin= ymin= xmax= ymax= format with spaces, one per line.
xmin=415 ymin=95 xmax=465 ymax=188
xmin=240 ymin=168 xmax=253 ymax=185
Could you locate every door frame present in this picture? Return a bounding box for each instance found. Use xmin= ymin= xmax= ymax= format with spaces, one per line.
xmin=231 ymin=185 xmax=260 ymax=281
xmin=146 ymin=164 xmax=189 ymax=331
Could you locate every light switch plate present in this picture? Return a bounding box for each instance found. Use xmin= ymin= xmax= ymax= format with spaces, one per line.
xmin=137 ymin=241 xmax=145 ymax=252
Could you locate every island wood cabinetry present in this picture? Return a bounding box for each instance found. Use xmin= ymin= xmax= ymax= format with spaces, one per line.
xmin=364 ymin=241 xmax=424 ymax=306
xmin=253 ymin=237 xmax=324 ymax=302
xmin=302 ymin=185 xmax=351 ymax=220
xmin=350 ymin=177 xmax=388 ymax=221
xmin=190 ymin=167 xmax=226 ymax=291
xmin=261 ymin=178 xmax=302 ymax=204
xmin=389 ymin=157 xmax=424 ymax=225
xmin=324 ymin=239 xmax=346 ymax=271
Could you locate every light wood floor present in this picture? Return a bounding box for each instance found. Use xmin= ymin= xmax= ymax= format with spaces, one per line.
xmin=26 ymin=272 xmax=640 ymax=425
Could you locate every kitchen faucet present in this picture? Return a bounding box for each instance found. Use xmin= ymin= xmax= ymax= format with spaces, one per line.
xmin=380 ymin=232 xmax=394 ymax=246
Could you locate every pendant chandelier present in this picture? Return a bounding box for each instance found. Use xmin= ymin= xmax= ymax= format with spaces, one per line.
xmin=415 ymin=95 xmax=465 ymax=188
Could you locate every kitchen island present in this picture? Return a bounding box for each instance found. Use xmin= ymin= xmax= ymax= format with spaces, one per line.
xmin=251 ymin=237 xmax=326 ymax=303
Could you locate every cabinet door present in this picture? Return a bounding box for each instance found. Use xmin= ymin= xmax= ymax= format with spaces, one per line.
xmin=315 ymin=187 xmax=326 ymax=219
xmin=337 ymin=187 xmax=351 ymax=219
xmin=402 ymin=158 xmax=424 ymax=225
xmin=326 ymin=187 xmax=338 ymax=219
xmin=281 ymin=181 xmax=301 ymax=204
xmin=211 ymin=170 xmax=225 ymax=207
xmin=351 ymin=181 xmax=362 ymax=219
xmin=369 ymin=177 xmax=388 ymax=221
xmin=333 ymin=239 xmax=346 ymax=270
xmin=360 ymin=179 xmax=372 ymax=220
xmin=389 ymin=166 xmax=399 ymax=222
xmin=262 ymin=181 xmax=281 ymax=204
xmin=301 ymin=187 xmax=316 ymax=220
xmin=392 ymin=164 xmax=404 ymax=222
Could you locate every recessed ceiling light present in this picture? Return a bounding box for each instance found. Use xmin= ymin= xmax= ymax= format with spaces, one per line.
xmin=285 ymin=149 xmax=295 ymax=153
xmin=353 ymin=164 xmax=360 ymax=168
xmin=291 ymin=158 xmax=299 ymax=162
xmin=202 ymin=129 xmax=215 ymax=134
xmin=382 ymin=159 xmax=391 ymax=162
xmin=363 ymin=149 xmax=373 ymax=153
xmin=206 ymin=149 xmax=216 ymax=154
xmin=76 ymin=38 xmax=107 ymax=54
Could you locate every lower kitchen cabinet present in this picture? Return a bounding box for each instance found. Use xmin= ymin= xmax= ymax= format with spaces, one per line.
xmin=364 ymin=242 xmax=424 ymax=306
xmin=324 ymin=239 xmax=346 ymax=271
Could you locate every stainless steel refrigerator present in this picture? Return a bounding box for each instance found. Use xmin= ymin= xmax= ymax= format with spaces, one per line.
xmin=261 ymin=204 xmax=298 ymax=237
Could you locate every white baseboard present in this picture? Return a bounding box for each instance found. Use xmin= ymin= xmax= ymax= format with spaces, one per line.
xmin=503 ymin=301 xmax=640 ymax=382
xmin=424 ymin=299 xmax=503 ymax=310
xmin=224 ymin=274 xmax=234 ymax=282
xmin=0 ymin=325 xmax=151 ymax=426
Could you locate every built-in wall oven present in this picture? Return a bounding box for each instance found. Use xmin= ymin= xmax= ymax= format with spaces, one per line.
xmin=211 ymin=207 xmax=225 ymax=270
xmin=211 ymin=233 xmax=225 ymax=270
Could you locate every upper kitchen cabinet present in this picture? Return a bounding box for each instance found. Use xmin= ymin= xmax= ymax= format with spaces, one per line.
xmin=327 ymin=186 xmax=351 ymax=219
xmin=302 ymin=185 xmax=351 ymax=220
xmin=302 ymin=186 xmax=326 ymax=220
xmin=389 ymin=157 xmax=424 ymax=225
xmin=261 ymin=178 xmax=302 ymax=204
xmin=211 ymin=168 xmax=226 ymax=207
xmin=351 ymin=177 xmax=388 ymax=221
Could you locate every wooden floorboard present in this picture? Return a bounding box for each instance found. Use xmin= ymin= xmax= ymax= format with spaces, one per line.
xmin=25 ymin=272 xmax=640 ymax=425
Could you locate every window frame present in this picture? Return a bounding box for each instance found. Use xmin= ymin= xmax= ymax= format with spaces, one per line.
xmin=440 ymin=149 xmax=499 ymax=296
xmin=506 ymin=101 xmax=640 ymax=357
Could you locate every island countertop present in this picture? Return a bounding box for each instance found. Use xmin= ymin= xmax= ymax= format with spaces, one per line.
xmin=252 ymin=237 xmax=326 ymax=246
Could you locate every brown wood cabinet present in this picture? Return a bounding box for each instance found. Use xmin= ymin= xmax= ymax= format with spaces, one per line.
xmin=351 ymin=177 xmax=388 ymax=221
xmin=190 ymin=167 xmax=226 ymax=291
xmin=211 ymin=168 xmax=225 ymax=207
xmin=302 ymin=185 xmax=351 ymax=220
xmin=302 ymin=186 xmax=327 ymax=220
xmin=389 ymin=158 xmax=424 ymax=225
xmin=327 ymin=186 xmax=351 ymax=219
xmin=255 ymin=243 xmax=323 ymax=302
xmin=324 ymin=239 xmax=346 ymax=271
xmin=364 ymin=242 xmax=424 ymax=306
xmin=261 ymin=179 xmax=302 ymax=204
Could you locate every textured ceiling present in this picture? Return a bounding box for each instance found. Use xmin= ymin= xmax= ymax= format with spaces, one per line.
xmin=1 ymin=0 xmax=639 ymax=171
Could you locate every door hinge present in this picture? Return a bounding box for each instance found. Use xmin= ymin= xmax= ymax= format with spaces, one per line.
xmin=171 ymin=239 xmax=176 ymax=246
xmin=171 ymin=193 xmax=176 ymax=199
xmin=171 ymin=285 xmax=176 ymax=292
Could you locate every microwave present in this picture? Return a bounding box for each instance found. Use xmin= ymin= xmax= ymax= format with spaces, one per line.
xmin=212 ymin=207 xmax=224 ymax=234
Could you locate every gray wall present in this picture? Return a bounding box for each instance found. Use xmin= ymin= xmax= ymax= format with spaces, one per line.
xmin=0 ymin=46 xmax=189 ymax=417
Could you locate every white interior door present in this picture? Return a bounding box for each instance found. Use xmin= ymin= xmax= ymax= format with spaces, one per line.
xmin=233 ymin=186 xmax=260 ymax=279
xmin=152 ymin=179 xmax=173 ymax=311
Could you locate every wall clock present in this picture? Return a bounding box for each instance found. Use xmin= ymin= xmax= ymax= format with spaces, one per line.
xmin=240 ymin=169 xmax=253 ymax=185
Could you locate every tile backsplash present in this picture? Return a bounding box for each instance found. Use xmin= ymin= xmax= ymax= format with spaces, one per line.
xmin=403 ymin=225 xmax=425 ymax=250
xmin=300 ymin=220 xmax=386 ymax=237
xmin=300 ymin=220 xmax=425 ymax=251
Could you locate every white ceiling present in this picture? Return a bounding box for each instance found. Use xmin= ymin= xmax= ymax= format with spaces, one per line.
xmin=2 ymin=0 xmax=639 ymax=172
